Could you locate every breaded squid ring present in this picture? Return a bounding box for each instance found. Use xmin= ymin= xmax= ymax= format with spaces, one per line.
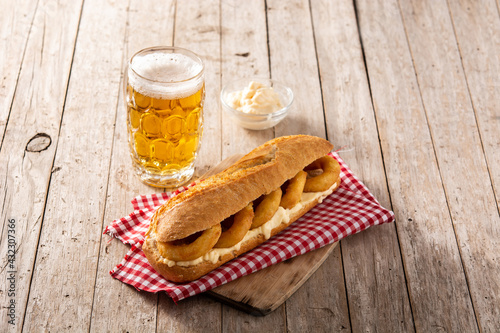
xmin=214 ymin=204 xmax=254 ymax=248
xmin=251 ymin=188 xmax=282 ymax=229
xmin=304 ymin=155 xmax=340 ymax=192
xmin=157 ymin=224 xmax=222 ymax=261
xmin=280 ymin=170 xmax=307 ymax=209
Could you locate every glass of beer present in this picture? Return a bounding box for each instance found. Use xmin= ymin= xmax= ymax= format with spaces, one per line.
xmin=125 ymin=46 xmax=204 ymax=187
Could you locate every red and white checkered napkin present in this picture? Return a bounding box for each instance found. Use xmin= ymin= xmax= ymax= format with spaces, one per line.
xmin=104 ymin=152 xmax=394 ymax=302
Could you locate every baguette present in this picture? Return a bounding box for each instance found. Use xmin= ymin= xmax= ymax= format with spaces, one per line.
xmin=142 ymin=135 xmax=341 ymax=282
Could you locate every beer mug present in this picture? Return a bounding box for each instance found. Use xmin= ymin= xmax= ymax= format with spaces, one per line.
xmin=125 ymin=46 xmax=204 ymax=187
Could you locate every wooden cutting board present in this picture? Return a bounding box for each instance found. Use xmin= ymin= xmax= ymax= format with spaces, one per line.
xmin=207 ymin=242 xmax=338 ymax=316
xmin=198 ymin=156 xmax=338 ymax=316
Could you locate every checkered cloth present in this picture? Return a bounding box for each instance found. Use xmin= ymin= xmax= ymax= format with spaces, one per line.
xmin=104 ymin=152 xmax=394 ymax=302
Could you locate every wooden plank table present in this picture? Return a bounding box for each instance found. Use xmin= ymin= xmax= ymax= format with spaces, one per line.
xmin=1 ymin=0 xmax=499 ymax=331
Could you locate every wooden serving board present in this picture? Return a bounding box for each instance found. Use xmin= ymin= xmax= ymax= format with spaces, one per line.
xmin=207 ymin=242 xmax=338 ymax=316
xmin=198 ymin=155 xmax=338 ymax=315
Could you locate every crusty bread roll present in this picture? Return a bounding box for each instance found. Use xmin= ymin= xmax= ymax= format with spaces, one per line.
xmin=142 ymin=135 xmax=341 ymax=282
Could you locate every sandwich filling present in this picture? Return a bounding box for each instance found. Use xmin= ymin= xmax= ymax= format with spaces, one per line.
xmin=148 ymin=179 xmax=339 ymax=268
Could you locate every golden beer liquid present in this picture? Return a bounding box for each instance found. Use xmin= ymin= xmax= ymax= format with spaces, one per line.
xmin=126 ymin=84 xmax=204 ymax=175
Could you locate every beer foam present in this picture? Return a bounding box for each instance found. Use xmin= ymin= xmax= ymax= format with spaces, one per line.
xmin=129 ymin=52 xmax=203 ymax=99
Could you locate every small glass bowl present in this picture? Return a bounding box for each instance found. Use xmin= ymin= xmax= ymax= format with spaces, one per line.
xmin=220 ymin=78 xmax=294 ymax=130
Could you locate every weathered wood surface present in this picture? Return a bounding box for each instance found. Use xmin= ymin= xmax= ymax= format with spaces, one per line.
xmin=209 ymin=242 xmax=339 ymax=316
xmin=22 ymin=0 xmax=128 ymax=331
xmin=0 ymin=0 xmax=38 ymax=139
xmin=1 ymin=0 xmax=499 ymax=331
xmin=311 ymin=1 xmax=413 ymax=331
xmin=0 ymin=0 xmax=84 ymax=331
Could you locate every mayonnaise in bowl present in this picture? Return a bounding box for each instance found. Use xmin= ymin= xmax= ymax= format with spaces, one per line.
xmin=227 ymin=81 xmax=284 ymax=115
xmin=221 ymin=78 xmax=293 ymax=130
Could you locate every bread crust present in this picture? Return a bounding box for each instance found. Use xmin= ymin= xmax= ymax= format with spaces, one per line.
xmin=153 ymin=135 xmax=333 ymax=242
xmin=143 ymin=135 xmax=338 ymax=283
xmin=142 ymin=177 xmax=340 ymax=283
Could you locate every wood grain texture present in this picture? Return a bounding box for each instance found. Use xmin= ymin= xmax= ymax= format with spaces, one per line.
xmin=357 ymin=0 xmax=478 ymax=331
xmin=186 ymin=0 xmax=223 ymax=178
xmin=268 ymin=0 xmax=326 ymax=138
xmin=220 ymin=0 xmax=273 ymax=158
xmin=209 ymin=243 xmax=338 ymax=316
xmin=448 ymin=0 xmax=500 ymax=210
xmin=448 ymin=0 xmax=500 ymax=208
xmin=0 ymin=0 xmax=38 ymax=140
xmin=21 ymin=0 xmax=127 ymax=330
xmin=286 ymin=247 xmax=350 ymax=332
xmin=222 ymin=303 xmax=285 ymax=333
xmin=449 ymin=0 xmax=500 ymax=325
xmin=398 ymin=0 xmax=500 ymax=330
xmin=310 ymin=0 xmax=414 ymax=331
xmin=158 ymin=293 xmax=222 ymax=333
xmin=0 ymin=1 xmax=84 ymax=332
xmin=89 ymin=0 xmax=176 ymax=330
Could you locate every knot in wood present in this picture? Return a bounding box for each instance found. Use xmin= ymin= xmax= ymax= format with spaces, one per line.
xmin=26 ymin=133 xmax=52 ymax=152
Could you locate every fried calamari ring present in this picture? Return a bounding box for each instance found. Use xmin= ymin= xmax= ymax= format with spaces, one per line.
xmin=251 ymin=188 xmax=282 ymax=229
xmin=214 ymin=203 xmax=254 ymax=248
xmin=304 ymin=155 xmax=340 ymax=192
xmin=280 ymin=170 xmax=307 ymax=209
xmin=157 ymin=224 xmax=222 ymax=261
